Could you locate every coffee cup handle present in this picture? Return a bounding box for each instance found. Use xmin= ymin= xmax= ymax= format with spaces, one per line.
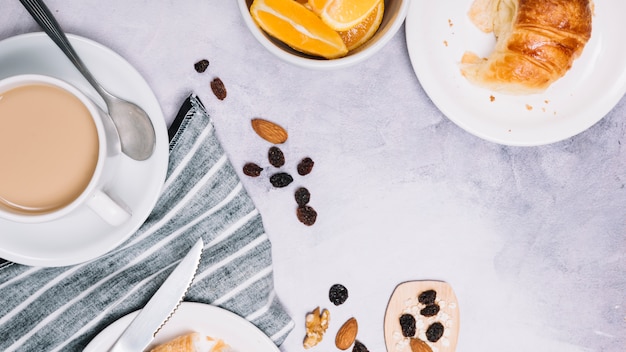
xmin=87 ymin=190 xmax=132 ymax=226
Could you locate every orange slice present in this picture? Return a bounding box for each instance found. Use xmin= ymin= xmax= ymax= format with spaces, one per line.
xmin=306 ymin=0 xmax=326 ymax=14
xmin=338 ymin=0 xmax=384 ymax=51
xmin=250 ymin=0 xmax=348 ymax=59
xmin=308 ymin=0 xmax=382 ymax=31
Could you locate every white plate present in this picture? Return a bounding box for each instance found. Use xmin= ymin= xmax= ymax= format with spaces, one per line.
xmin=406 ymin=0 xmax=626 ymax=146
xmin=84 ymin=302 xmax=280 ymax=352
xmin=0 ymin=33 xmax=169 ymax=267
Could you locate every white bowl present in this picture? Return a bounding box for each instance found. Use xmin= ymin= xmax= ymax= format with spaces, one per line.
xmin=238 ymin=0 xmax=410 ymax=70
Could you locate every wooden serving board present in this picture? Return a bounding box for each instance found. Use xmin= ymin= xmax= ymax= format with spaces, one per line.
xmin=384 ymin=281 xmax=460 ymax=352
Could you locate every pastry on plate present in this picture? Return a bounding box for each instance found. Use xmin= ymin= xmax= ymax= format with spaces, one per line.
xmin=149 ymin=332 xmax=231 ymax=352
xmin=461 ymin=0 xmax=593 ymax=94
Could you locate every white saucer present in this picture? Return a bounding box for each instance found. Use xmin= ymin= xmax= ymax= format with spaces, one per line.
xmin=0 ymin=33 xmax=169 ymax=267
xmin=84 ymin=302 xmax=280 ymax=352
xmin=406 ymin=0 xmax=626 ymax=146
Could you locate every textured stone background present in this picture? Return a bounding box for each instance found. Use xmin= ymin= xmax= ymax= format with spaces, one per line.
xmin=1 ymin=1 xmax=624 ymax=351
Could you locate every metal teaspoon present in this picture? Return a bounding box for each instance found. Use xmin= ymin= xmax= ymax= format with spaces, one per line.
xmin=19 ymin=0 xmax=156 ymax=161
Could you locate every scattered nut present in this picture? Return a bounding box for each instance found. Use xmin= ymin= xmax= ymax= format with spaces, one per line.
xmin=335 ymin=317 xmax=358 ymax=350
xmin=246 ymin=119 xmax=318 ymax=225
xmin=409 ymin=338 xmax=433 ymax=352
xmin=251 ymin=118 xmax=288 ymax=144
xmin=303 ymin=307 xmax=330 ymax=349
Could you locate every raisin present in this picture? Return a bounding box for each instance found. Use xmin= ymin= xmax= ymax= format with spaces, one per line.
xmin=210 ymin=77 xmax=227 ymax=100
xmin=352 ymin=340 xmax=369 ymax=352
xmin=297 ymin=205 xmax=317 ymax=226
xmin=329 ymin=284 xmax=348 ymax=306
xmin=418 ymin=290 xmax=437 ymax=305
xmin=295 ymin=187 xmax=311 ymax=206
xmin=420 ymin=304 xmax=440 ymax=317
xmin=269 ymin=172 xmax=293 ymax=188
xmin=425 ymin=322 xmax=444 ymax=342
xmin=268 ymin=146 xmax=285 ymax=167
xmin=297 ymin=157 xmax=314 ymax=176
xmin=399 ymin=314 xmax=416 ymax=337
xmin=194 ymin=59 xmax=209 ymax=73
xmin=243 ymin=163 xmax=263 ymax=177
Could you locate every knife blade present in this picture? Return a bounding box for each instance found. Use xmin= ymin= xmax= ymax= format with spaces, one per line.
xmin=108 ymin=239 xmax=204 ymax=352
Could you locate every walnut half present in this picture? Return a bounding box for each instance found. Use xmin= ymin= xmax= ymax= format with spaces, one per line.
xmin=303 ymin=307 xmax=330 ymax=349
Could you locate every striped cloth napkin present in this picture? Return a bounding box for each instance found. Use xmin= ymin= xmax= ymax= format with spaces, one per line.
xmin=0 ymin=95 xmax=294 ymax=351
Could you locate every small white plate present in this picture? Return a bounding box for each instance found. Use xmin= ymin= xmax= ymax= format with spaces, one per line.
xmin=406 ymin=0 xmax=626 ymax=146
xmin=84 ymin=302 xmax=280 ymax=352
xmin=0 ymin=33 xmax=169 ymax=267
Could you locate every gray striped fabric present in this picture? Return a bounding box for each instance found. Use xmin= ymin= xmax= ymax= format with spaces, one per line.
xmin=0 ymin=95 xmax=294 ymax=351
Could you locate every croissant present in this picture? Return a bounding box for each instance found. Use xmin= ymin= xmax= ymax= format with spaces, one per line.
xmin=461 ymin=0 xmax=593 ymax=94
xmin=149 ymin=332 xmax=231 ymax=352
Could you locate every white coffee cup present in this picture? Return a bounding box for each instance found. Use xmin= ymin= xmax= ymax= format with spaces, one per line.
xmin=0 ymin=74 xmax=131 ymax=226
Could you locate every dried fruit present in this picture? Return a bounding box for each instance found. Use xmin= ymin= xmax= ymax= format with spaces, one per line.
xmin=335 ymin=317 xmax=358 ymax=350
xmin=268 ymin=146 xmax=285 ymax=167
xmin=270 ymin=172 xmax=293 ymax=188
xmin=352 ymin=340 xmax=369 ymax=352
xmin=194 ymin=59 xmax=209 ymax=73
xmin=297 ymin=157 xmax=314 ymax=175
xmin=409 ymin=338 xmax=433 ymax=352
xmin=399 ymin=313 xmax=416 ymax=337
xmin=418 ymin=290 xmax=437 ymax=305
xmin=329 ymin=283 xmax=348 ymax=306
xmin=297 ymin=205 xmax=317 ymax=226
xmin=243 ymin=163 xmax=263 ymax=177
xmin=420 ymin=304 xmax=440 ymax=317
xmin=295 ymin=187 xmax=311 ymax=206
xmin=425 ymin=322 xmax=444 ymax=342
xmin=303 ymin=307 xmax=330 ymax=349
xmin=251 ymin=118 xmax=288 ymax=144
xmin=210 ymin=78 xmax=227 ymax=100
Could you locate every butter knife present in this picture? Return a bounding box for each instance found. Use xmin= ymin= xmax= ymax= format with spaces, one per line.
xmin=108 ymin=239 xmax=204 ymax=352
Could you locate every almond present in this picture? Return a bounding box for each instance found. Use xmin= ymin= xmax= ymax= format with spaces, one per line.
xmin=409 ymin=338 xmax=433 ymax=352
xmin=251 ymin=118 xmax=288 ymax=144
xmin=335 ymin=317 xmax=358 ymax=350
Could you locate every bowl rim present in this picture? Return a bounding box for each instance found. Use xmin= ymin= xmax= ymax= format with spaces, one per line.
xmin=237 ymin=0 xmax=410 ymax=70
